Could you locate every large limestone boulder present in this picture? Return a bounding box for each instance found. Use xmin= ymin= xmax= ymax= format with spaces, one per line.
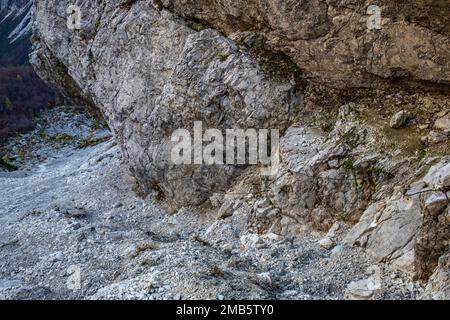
xmin=32 ymin=1 xmax=302 ymax=207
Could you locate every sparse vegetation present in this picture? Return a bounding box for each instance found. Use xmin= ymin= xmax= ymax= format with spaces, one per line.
xmin=417 ymin=149 xmax=427 ymax=162
xmin=153 ymin=0 xmax=163 ymax=10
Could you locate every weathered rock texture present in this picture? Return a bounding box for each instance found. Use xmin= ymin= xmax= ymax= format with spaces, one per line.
xmin=344 ymin=159 xmax=450 ymax=278
xmin=422 ymin=250 xmax=450 ymax=299
xmin=32 ymin=0 xmax=303 ymax=207
xmin=161 ymin=0 xmax=450 ymax=89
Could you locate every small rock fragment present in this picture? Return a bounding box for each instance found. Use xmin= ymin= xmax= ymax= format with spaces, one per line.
xmin=255 ymin=198 xmax=271 ymax=208
xmin=264 ymin=232 xmax=281 ymax=241
xmin=255 ymin=206 xmax=271 ymax=217
xmin=217 ymin=199 xmax=235 ymax=219
xmin=173 ymin=293 xmax=182 ymax=300
xmin=240 ymin=233 xmax=266 ymax=249
xmin=390 ymin=110 xmax=413 ymax=129
xmin=331 ymin=245 xmax=344 ymax=256
xmin=436 ymin=162 xmax=450 ymax=190
xmin=326 ymin=222 xmax=341 ymax=239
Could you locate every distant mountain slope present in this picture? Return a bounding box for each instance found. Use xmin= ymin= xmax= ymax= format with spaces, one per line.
xmin=0 ymin=1 xmax=63 ymax=142
xmin=0 ymin=0 xmax=32 ymax=65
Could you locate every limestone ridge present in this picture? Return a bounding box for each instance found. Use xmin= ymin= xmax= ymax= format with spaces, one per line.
xmin=31 ymin=0 xmax=450 ymax=297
